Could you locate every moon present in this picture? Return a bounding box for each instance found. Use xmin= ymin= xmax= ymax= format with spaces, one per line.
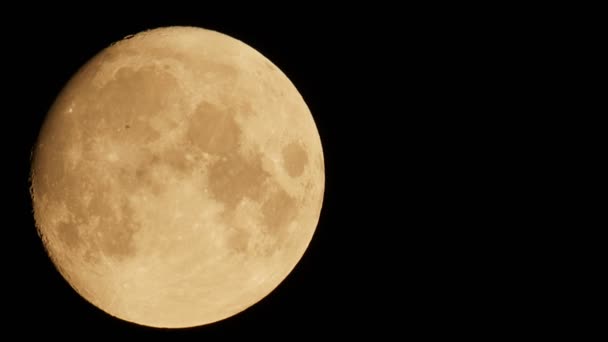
xmin=29 ymin=26 xmax=324 ymax=328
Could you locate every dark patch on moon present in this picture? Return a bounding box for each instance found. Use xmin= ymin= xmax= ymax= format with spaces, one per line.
xmin=193 ymin=98 xmax=273 ymax=211
xmin=89 ymin=65 xmax=180 ymax=144
xmin=162 ymin=147 xmax=194 ymax=174
xmin=261 ymin=186 xmax=297 ymax=234
xmin=209 ymin=156 xmax=298 ymax=257
xmin=40 ymin=61 xmax=199 ymax=259
xmin=207 ymin=152 xmax=269 ymax=210
xmin=134 ymin=155 xmax=164 ymax=196
xmin=130 ymin=147 xmax=195 ymax=195
xmin=53 ymin=173 xmax=141 ymax=263
xmin=90 ymin=196 xmax=140 ymax=261
xmin=282 ymin=141 xmax=308 ymax=177
xmin=188 ymin=98 xmax=300 ymax=256
xmin=186 ymin=101 xmax=242 ymax=155
xmin=56 ymin=221 xmax=82 ymax=249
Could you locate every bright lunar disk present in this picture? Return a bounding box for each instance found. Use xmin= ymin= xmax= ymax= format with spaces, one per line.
xmin=30 ymin=26 xmax=324 ymax=328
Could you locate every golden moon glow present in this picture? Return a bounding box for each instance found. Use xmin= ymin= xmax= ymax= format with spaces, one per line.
xmin=30 ymin=26 xmax=324 ymax=328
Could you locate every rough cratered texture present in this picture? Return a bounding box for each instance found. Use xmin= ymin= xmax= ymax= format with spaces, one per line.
xmin=30 ymin=26 xmax=324 ymax=328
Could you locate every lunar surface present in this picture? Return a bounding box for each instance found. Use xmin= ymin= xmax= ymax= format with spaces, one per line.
xmin=30 ymin=26 xmax=324 ymax=328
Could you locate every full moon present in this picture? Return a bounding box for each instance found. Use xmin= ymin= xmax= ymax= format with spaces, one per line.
xmin=30 ymin=26 xmax=324 ymax=328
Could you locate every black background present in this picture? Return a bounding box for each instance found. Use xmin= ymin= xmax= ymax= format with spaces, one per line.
xmin=4 ymin=7 xmax=413 ymax=339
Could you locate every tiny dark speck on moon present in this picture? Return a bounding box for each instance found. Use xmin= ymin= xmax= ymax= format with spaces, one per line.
xmin=125 ymin=125 xmax=130 ymax=129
